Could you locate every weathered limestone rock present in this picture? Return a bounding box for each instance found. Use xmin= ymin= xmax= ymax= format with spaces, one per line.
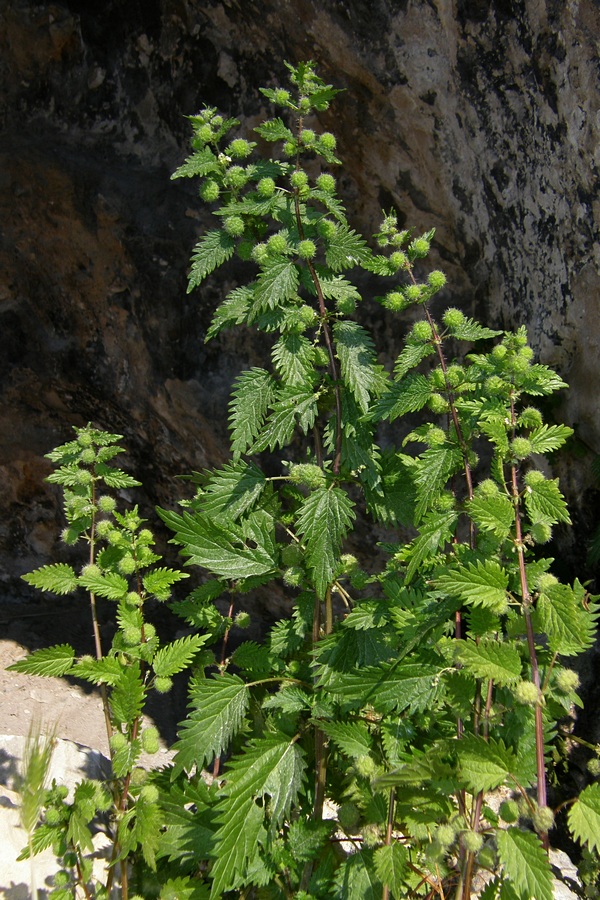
xmin=1 ymin=0 xmax=598 ymax=591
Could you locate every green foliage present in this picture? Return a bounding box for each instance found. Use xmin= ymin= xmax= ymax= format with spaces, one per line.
xmin=11 ymin=61 xmax=599 ymax=899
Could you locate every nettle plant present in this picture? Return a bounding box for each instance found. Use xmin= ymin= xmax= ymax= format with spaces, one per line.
xmin=11 ymin=61 xmax=600 ymax=899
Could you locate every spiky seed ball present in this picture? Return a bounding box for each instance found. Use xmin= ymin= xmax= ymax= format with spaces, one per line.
xmin=283 ymin=140 xmax=297 ymax=156
xmin=338 ymin=802 xmax=361 ymax=831
xmin=336 ymin=296 xmax=356 ymax=314
xmin=196 ymin=124 xmax=213 ymax=144
xmin=587 ymin=758 xmax=600 ymax=776
xmin=290 ymin=170 xmax=308 ymax=189
xmin=478 ymin=479 xmax=500 ymax=498
xmin=301 ymin=128 xmax=316 ymax=146
xmin=80 ymin=448 xmax=96 ymax=464
xmin=436 ymin=823 xmax=456 ymax=848
xmin=319 ymin=132 xmax=336 ymax=150
xmin=45 ymin=807 xmax=63 ymax=826
xmin=354 ymin=755 xmax=377 ymax=779
xmin=126 ymin=590 xmax=142 ymax=606
xmin=200 ymin=179 xmax=220 ymax=202
xmin=298 ymin=304 xmax=317 ymax=325
xmin=109 ymin=732 xmax=127 ymax=752
xmin=411 ymin=320 xmax=433 ymax=342
xmin=118 ymin=554 xmax=136 ymax=575
xmin=224 ymin=216 xmax=245 ymax=237
xmin=405 ymin=284 xmax=423 ymax=303
xmin=443 ymin=307 xmax=465 ymax=329
xmin=555 ymin=668 xmax=580 ymax=693
xmin=318 ymin=218 xmax=337 ymax=239
xmin=533 ymin=806 xmax=555 ymax=834
xmin=224 ymin=166 xmax=248 ymax=190
xmin=461 ymin=830 xmax=484 ymax=853
xmin=492 ymin=344 xmax=508 ymax=361
xmin=427 ymin=427 xmax=446 ymax=447
xmin=234 ymin=611 xmax=251 ymax=629
xmin=140 ymin=784 xmax=160 ymax=803
xmin=283 ymin=566 xmax=303 ymax=587
xmin=298 ymin=239 xmax=317 ymax=259
xmin=123 ymin=625 xmax=142 ymax=646
xmin=428 ymin=270 xmax=447 ymax=291
xmin=154 ymin=676 xmax=173 ymax=694
xmin=228 ymin=138 xmax=253 ymax=159
xmin=289 ymin=463 xmax=326 ymax=488
xmin=428 ymin=393 xmax=449 ymax=414
xmin=77 ymin=431 xmax=94 ymax=447
xmin=412 ymin=237 xmax=430 ymax=256
xmin=385 ymin=291 xmax=408 ymax=312
xmin=211 ymin=115 xmax=223 ymax=128
xmin=76 ymin=469 xmax=93 ymax=485
xmin=390 ymin=251 xmax=408 ymax=269
xmin=511 ymin=437 xmax=532 ymax=460
xmin=519 ymin=406 xmax=544 ymax=428
xmin=530 ymin=523 xmax=552 ymax=544
xmin=299 ymin=96 xmax=311 ymax=113
xmin=267 ymin=233 xmax=289 ymax=255
xmin=524 ymin=469 xmax=545 ymax=487
xmin=274 ymin=88 xmax=291 ymax=104
xmin=485 ymin=375 xmax=507 ymax=395
xmin=251 ymin=243 xmax=269 ymax=265
xmin=97 ymin=495 xmax=116 ymax=514
xmin=95 ymin=519 xmax=113 ymax=539
xmin=316 ymin=173 xmax=336 ymax=193
xmin=257 ymin=176 xmax=276 ymax=197
xmin=141 ymin=726 xmax=160 ymax=755
xmin=515 ymin=680 xmax=541 ymax=706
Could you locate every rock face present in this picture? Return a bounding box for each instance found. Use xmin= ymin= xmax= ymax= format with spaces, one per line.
xmin=1 ymin=0 xmax=599 ymax=593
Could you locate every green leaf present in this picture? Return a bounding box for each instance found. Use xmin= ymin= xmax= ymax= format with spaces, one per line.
xmin=527 ymin=424 xmax=573 ymax=454
xmin=334 ymin=320 xmax=377 ymax=413
xmin=188 ymin=230 xmax=236 ymax=291
xmin=520 ymin=364 xmax=568 ymax=396
xmin=325 ymin=225 xmax=370 ymax=272
xmin=112 ymin=737 xmax=141 ymax=778
xmin=251 ymin=258 xmax=299 ymax=315
xmin=96 ymin=467 xmax=142 ymax=489
xmin=405 ymin=510 xmax=457 ymax=583
xmin=524 ymin=476 xmax=571 ymax=525
xmin=319 ymin=721 xmax=373 ymax=759
xmin=327 ymin=659 xmax=444 ymax=716
xmin=435 ymin=560 xmax=508 ymax=610
xmin=206 ymin=287 xmax=253 ymax=341
xmin=457 ymin=735 xmax=516 ymax=792
xmin=254 ymin=117 xmax=294 ymax=142
xmin=319 ymin=274 xmax=362 ymax=305
xmin=197 ymin=460 xmax=267 ymax=522
xmin=252 ymin=384 xmax=319 ymax=452
xmin=72 ymin=655 xmax=124 ymax=685
xmin=467 ymin=492 xmax=514 ymax=539
xmin=210 ymin=735 xmax=306 ymax=896
xmin=536 ymin=581 xmax=598 ymax=656
xmin=445 ymin=317 xmax=502 ymax=341
xmin=7 ymin=644 xmax=75 ymax=678
xmin=228 ymin=368 xmax=277 ymax=458
xmin=22 ymin=563 xmax=78 ymax=596
xmin=457 ymin=639 xmax=522 ymax=685
xmin=142 ymin=567 xmax=189 ymax=602
xmin=413 ymin=444 xmax=463 ymax=521
xmin=373 ymin=843 xmax=408 ymax=897
xmin=161 ymin=507 xmax=278 ymax=580
xmin=152 ymin=634 xmax=208 ymax=678
xmin=568 ymin=782 xmax=600 ymax=853
xmin=393 ymin=341 xmax=436 ymax=379
xmin=374 ymin=374 xmax=432 ymax=422
xmin=78 ymin=569 xmax=129 ymax=601
xmin=111 ymin=663 xmax=145 ymax=725
xmin=171 ymin=147 xmax=219 ymax=180
xmin=333 ymin=848 xmax=382 ymax=899
xmin=287 ymin=819 xmax=332 ymax=864
xmin=272 ymin=332 xmax=315 ymax=386
xmin=173 ymin=673 xmax=250 ymax=774
xmin=496 ymin=828 xmax=554 ymax=900
xmin=296 ymin=486 xmax=355 ymax=598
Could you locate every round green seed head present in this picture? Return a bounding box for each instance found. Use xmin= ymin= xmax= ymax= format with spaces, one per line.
xmin=411 ymin=320 xmax=433 ymax=342
xmin=45 ymin=807 xmax=63 ymax=826
xmin=515 ymin=680 xmax=541 ymax=706
xmin=224 ymin=215 xmax=245 ymax=237
xmin=555 ymin=668 xmax=580 ymax=693
xmin=80 ymin=447 xmax=96 ymax=464
xmin=519 ymin=406 xmax=543 ymax=428
xmin=234 ymin=610 xmax=251 ymax=628
xmin=290 ymin=170 xmax=308 ymax=189
xmin=228 ymin=138 xmax=253 ymax=159
xmin=533 ymin=805 xmax=555 ymax=834
xmin=524 ymin=469 xmax=545 ymax=487
xmin=536 ymin=572 xmax=558 ymax=592
xmin=338 ymin=802 xmax=361 ymax=831
xmin=318 ymin=218 xmax=337 ymax=239
xmin=140 ymin=784 xmax=160 ymax=803
xmin=257 ymin=176 xmax=276 ymax=197
xmin=283 ymin=140 xmax=297 ymax=156
xmin=154 ymin=675 xmax=173 ymax=694
xmin=289 ymin=462 xmax=326 ymax=488
xmin=224 ymin=166 xmax=248 ymax=189
xmin=316 ymin=173 xmax=336 ymax=193
xmin=405 ymin=284 xmax=423 ymax=303
xmin=436 ymin=823 xmax=456 ymax=848
xmin=141 ymin=726 xmax=160 ymax=755
xmin=298 ymin=239 xmax=317 ymax=259
xmin=319 ymin=132 xmax=336 ymax=150
xmin=443 ymin=307 xmax=465 ymax=328
xmin=109 ymin=732 xmax=127 ymax=752
xmin=530 ymin=522 xmax=552 ymax=544
xmin=200 ymin=179 xmax=220 ymax=202
xmin=267 ymin=233 xmax=289 ymax=255
xmin=412 ymin=237 xmax=430 ymax=256
xmin=390 ymin=251 xmax=408 ymax=270
xmin=354 ymin=755 xmax=377 ymax=779
xmin=95 ymin=519 xmax=113 ymax=539
xmin=428 ymin=393 xmax=449 ymax=414
xmin=76 ymin=430 xmax=94 ymax=448
xmin=301 ymin=128 xmax=316 ymax=145
xmin=251 ymin=243 xmax=269 ymax=265
xmin=196 ymin=124 xmax=213 ymax=144
xmin=118 ymin=554 xmax=136 ymax=575
xmin=283 ymin=566 xmax=303 ymax=587
xmin=336 ymin=296 xmax=356 ymax=315
xmin=587 ymin=758 xmax=600 ymax=776
xmin=274 ymin=88 xmax=291 ymax=104
xmin=298 ymin=96 xmax=311 ymax=113
xmin=461 ymin=830 xmax=484 ymax=853
xmin=428 ymin=270 xmax=447 ymax=291
xmin=385 ymin=291 xmax=408 ymax=312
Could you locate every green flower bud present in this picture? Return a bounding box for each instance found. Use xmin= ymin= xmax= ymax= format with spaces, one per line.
xmin=384 ymin=291 xmax=408 ymax=312
xmin=224 ymin=215 xmax=245 ymax=237
xmin=338 ymin=802 xmax=361 ymax=831
xmin=405 ymin=284 xmax=424 ymax=303
xmin=389 ymin=251 xmax=408 ymax=270
xmin=283 ymin=566 xmax=303 ymax=587
xmin=319 ymin=132 xmax=336 ymax=150
xmin=118 ymin=554 xmax=136 ymax=575
xmin=267 ymin=233 xmax=289 ymax=255
xmin=224 ymin=166 xmax=248 ymax=190
xmin=428 ymin=270 xmax=447 ymax=291
xmin=154 ymin=675 xmax=173 ymax=694
xmin=555 ymin=668 xmax=580 ymax=693
xmin=76 ymin=469 xmax=93 ymax=485
xmin=411 ymin=237 xmax=430 ymax=257
xmin=283 ymin=140 xmax=297 ymax=156
xmin=45 ymin=807 xmax=63 ymax=826
xmin=536 ymin=572 xmax=558 ymax=592
xmin=274 ymin=88 xmax=291 ymax=105
xmin=492 ymin=344 xmax=508 ymax=361
xmin=518 ymin=407 xmax=544 ymax=428
xmin=140 ymin=784 xmax=160 ymax=803
xmin=76 ymin=430 xmax=94 ymax=448
xmin=411 ymin=320 xmax=433 ymax=342
xmin=129 ymin=767 xmax=147 ymax=787
xmin=110 ymin=732 xmax=127 ymax=752
xmin=200 ymin=179 xmax=220 ymax=202
xmin=428 ymin=393 xmax=449 ymax=414
xmin=316 ymin=173 xmax=336 ymax=193
xmin=298 ymin=304 xmax=317 ymax=325
xmin=95 ymin=519 xmax=113 ymax=539
xmin=478 ymin=479 xmax=500 ymax=498
xmin=515 ymin=680 xmax=541 ymax=706
xmin=443 ymin=307 xmax=465 ymax=329
xmin=298 ymin=96 xmax=311 ymax=113
xmin=228 ymin=138 xmax=253 ymax=159
xmin=123 ymin=625 xmax=142 ymax=646
xmin=533 ymin=805 xmax=555 ymax=834
xmin=289 ymin=463 xmax=326 ymax=488
xmin=298 ymin=239 xmax=317 ymax=259
xmin=511 ymin=437 xmax=532 ymax=460
xmin=80 ymin=447 xmax=96 ymax=464
xmin=318 ymin=218 xmax=337 ymax=239
xmin=461 ymin=830 xmax=483 ymax=853
xmin=529 ymin=522 xmax=552 ymax=544
xmin=234 ymin=610 xmax=251 ymax=629
xmin=290 ymin=170 xmax=309 ymax=189
xmin=251 ymin=243 xmax=269 ymax=265
xmin=141 ymin=726 xmax=160 ymax=755
xmin=196 ymin=124 xmax=213 ymax=144
xmin=257 ymin=176 xmax=276 ymax=197
xmin=427 ymin=426 xmax=447 ymax=447
xmin=301 ymin=128 xmax=316 ymax=146
xmin=436 ymin=823 xmax=456 ymax=848
xmin=587 ymin=758 xmax=600 ymax=777
xmin=524 ymin=469 xmax=545 ymax=487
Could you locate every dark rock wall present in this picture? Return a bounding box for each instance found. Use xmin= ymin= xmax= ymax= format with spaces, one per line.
xmin=1 ymin=0 xmax=599 ymax=592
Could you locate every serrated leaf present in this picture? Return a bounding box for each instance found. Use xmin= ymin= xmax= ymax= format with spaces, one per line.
xmin=319 ymin=274 xmax=362 ymax=304
xmin=78 ymin=569 xmax=129 ymax=601
xmin=319 ymin=721 xmax=373 ymax=759
xmin=210 ymin=736 xmax=306 ymax=896
xmin=536 ymin=581 xmax=598 ymax=655
xmin=231 ymin=641 xmax=275 ymax=676
xmin=272 ymin=331 xmax=315 ymax=385
xmin=445 ymin=317 xmax=502 ymax=341
xmin=333 ymin=848 xmax=382 ymax=899
xmin=435 ymin=560 xmax=508 ymax=610
xmin=254 ymin=116 xmax=294 ymax=142
xmin=520 ymin=364 xmax=568 ymax=396
xmin=252 ymin=384 xmax=319 ymax=452
xmin=152 ymin=634 xmax=208 ymax=678
xmin=112 ymin=737 xmax=141 ymax=777
xmin=393 ymin=341 xmax=436 ymax=379
xmin=22 ymin=563 xmax=78 ymax=596
xmin=262 ymin=685 xmax=312 ymax=714
xmin=327 ymin=659 xmax=444 ymax=716
xmin=7 ymin=644 xmax=75 ymax=677
xmin=111 ymin=663 xmax=145 ymax=725
xmin=413 ymin=444 xmax=463 ymax=521
xmin=497 ymin=828 xmax=554 ymax=900
xmin=524 ymin=476 xmax=571 ymax=525
xmin=326 ymin=225 xmax=370 ymax=272
xmin=142 ymin=567 xmax=189 ymax=601
xmin=287 ymin=819 xmax=332 ymax=863
xmin=296 ymin=486 xmax=355 ymax=598
xmin=374 ymin=843 xmax=408 ymax=897
xmin=374 ymin=373 xmax=432 ymax=422
xmin=251 ymin=258 xmax=299 ymax=315
xmin=228 ymin=367 xmax=277 ymax=458
xmin=459 ymin=638 xmax=522 ymax=685
xmin=160 ymin=506 xmax=277 ymax=580
xmin=72 ymin=655 xmax=123 ymax=685
xmin=206 ymin=286 xmax=253 ymax=341
xmin=173 ymin=673 xmax=250 ymax=774
xmin=333 ymin=320 xmax=377 ymax=413
xmin=527 ymin=423 xmax=573 ymax=454
xmin=171 ymin=146 xmax=219 ymax=180
xmin=467 ymin=493 xmax=514 ymax=538
xmin=188 ymin=230 xmax=236 ymax=291
xmin=457 ymin=735 xmax=516 ymax=792
xmin=568 ymin=782 xmax=600 ymax=853
xmin=197 ymin=460 xmax=267 ymax=522
xmin=405 ymin=510 xmax=458 ymax=583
